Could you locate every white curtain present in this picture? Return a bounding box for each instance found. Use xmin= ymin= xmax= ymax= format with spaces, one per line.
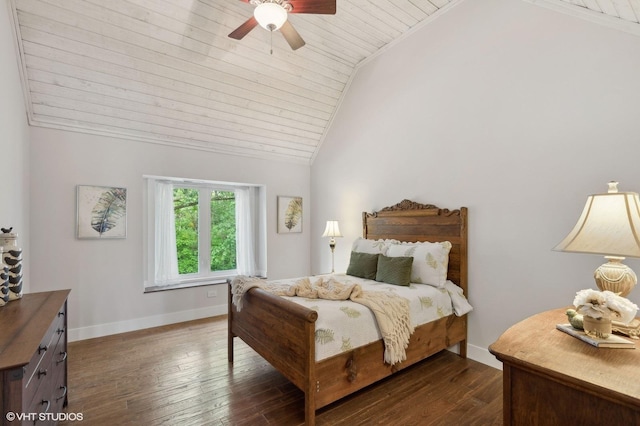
xmin=235 ymin=186 xmax=258 ymax=276
xmin=154 ymin=181 xmax=179 ymax=284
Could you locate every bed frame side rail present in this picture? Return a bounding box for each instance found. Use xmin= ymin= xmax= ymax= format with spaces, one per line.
xmin=227 ymin=282 xmax=317 ymax=397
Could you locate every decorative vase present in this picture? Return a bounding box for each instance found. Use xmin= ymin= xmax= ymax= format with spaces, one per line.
xmin=0 ymin=248 xmax=8 ymax=307
xmin=0 ymin=228 xmax=23 ymax=301
xmin=582 ymin=315 xmax=612 ymax=339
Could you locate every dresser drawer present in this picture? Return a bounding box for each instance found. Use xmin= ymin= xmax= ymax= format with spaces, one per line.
xmin=23 ymin=304 xmax=65 ymax=383
xmin=23 ymin=305 xmax=66 ymax=408
xmin=23 ymin=366 xmax=67 ymax=426
xmin=23 ymin=326 xmax=56 ymax=392
xmin=25 ymin=395 xmax=51 ymax=425
xmin=49 ymin=360 xmax=68 ymax=418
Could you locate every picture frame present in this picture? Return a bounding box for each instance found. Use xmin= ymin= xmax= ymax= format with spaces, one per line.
xmin=277 ymin=196 xmax=303 ymax=233
xmin=76 ymin=185 xmax=127 ymax=239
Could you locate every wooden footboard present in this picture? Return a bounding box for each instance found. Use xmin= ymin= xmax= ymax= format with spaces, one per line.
xmin=228 ymin=284 xmax=319 ymax=424
xmin=228 ymin=282 xmax=467 ymax=426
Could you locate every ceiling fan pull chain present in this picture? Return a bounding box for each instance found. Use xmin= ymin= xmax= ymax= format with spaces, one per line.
xmin=270 ymin=29 xmax=273 ymax=55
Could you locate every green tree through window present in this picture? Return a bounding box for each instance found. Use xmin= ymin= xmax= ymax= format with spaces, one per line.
xmin=210 ymin=191 xmax=236 ymax=272
xmin=173 ymin=189 xmax=236 ymax=275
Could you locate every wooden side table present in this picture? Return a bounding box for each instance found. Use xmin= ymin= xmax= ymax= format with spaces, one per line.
xmin=489 ymin=308 xmax=640 ymax=425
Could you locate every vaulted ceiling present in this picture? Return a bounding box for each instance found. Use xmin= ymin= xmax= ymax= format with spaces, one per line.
xmin=6 ymin=0 xmax=640 ymax=164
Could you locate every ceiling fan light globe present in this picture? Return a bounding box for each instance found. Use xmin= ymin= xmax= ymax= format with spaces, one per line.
xmin=254 ymin=3 xmax=288 ymax=31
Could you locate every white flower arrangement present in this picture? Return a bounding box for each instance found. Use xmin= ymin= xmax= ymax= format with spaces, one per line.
xmin=573 ymin=289 xmax=639 ymax=324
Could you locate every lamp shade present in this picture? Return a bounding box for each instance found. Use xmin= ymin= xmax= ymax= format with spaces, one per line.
xmin=554 ymin=182 xmax=640 ymax=258
xmin=322 ymin=221 xmax=342 ymax=238
xmin=254 ymin=2 xmax=288 ymax=31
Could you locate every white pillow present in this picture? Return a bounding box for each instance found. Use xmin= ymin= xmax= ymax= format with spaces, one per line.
xmin=386 ymin=241 xmax=452 ymax=288
xmin=351 ymin=237 xmax=397 ymax=255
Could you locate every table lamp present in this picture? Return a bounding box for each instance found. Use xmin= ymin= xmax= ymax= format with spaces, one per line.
xmin=322 ymin=220 xmax=342 ymax=273
xmin=554 ymin=181 xmax=640 ymax=297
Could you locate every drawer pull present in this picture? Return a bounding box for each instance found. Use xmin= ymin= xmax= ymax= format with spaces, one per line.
xmin=57 ymin=327 xmax=65 ymax=335
xmin=57 ymin=351 xmax=68 ymax=364
xmin=37 ymin=369 xmax=47 ymax=379
xmin=38 ymin=344 xmax=48 ymax=354
xmin=56 ymin=385 xmax=68 ymax=401
xmin=58 ymin=311 xmax=65 ymax=317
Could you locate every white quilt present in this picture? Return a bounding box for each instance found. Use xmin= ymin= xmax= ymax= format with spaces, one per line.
xmin=262 ymin=274 xmax=472 ymax=361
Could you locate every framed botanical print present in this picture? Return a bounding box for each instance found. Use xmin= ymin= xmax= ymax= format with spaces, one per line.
xmin=77 ymin=185 xmax=127 ymax=239
xmin=277 ymin=196 xmax=302 ymax=233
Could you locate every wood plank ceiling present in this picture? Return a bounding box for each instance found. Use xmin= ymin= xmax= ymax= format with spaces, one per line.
xmin=559 ymin=0 xmax=640 ymax=23
xmin=6 ymin=0 xmax=640 ymax=164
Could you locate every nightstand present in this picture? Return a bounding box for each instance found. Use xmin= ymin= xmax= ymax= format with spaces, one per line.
xmin=489 ymin=308 xmax=640 ymax=425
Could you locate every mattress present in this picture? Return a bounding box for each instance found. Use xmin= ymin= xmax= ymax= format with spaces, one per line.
xmin=265 ymin=273 xmax=471 ymax=361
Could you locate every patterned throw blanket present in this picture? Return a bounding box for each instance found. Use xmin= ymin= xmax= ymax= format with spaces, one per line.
xmin=231 ymin=275 xmax=415 ymax=365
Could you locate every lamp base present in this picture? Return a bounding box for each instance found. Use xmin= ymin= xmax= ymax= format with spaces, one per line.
xmin=329 ymin=241 xmax=336 ymax=274
xmin=594 ymin=257 xmax=636 ymax=297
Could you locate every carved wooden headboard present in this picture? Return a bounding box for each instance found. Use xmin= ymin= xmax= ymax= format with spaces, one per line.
xmin=362 ymin=199 xmax=468 ymax=295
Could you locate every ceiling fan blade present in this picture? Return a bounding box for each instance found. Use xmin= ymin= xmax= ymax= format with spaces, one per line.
xmin=228 ymin=17 xmax=258 ymax=40
xmin=288 ymin=0 xmax=336 ymax=14
xmin=280 ymin=21 xmax=305 ymax=50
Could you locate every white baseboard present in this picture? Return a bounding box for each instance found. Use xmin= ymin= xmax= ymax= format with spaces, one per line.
xmin=467 ymin=343 xmax=503 ymax=370
xmin=67 ymin=304 xmax=228 ymax=342
xmin=446 ymin=341 xmax=502 ymax=370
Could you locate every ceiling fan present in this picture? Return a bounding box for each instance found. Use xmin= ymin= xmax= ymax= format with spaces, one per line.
xmin=228 ymin=0 xmax=336 ymax=51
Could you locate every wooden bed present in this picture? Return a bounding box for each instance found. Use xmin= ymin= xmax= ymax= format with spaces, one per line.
xmin=227 ymin=199 xmax=468 ymax=425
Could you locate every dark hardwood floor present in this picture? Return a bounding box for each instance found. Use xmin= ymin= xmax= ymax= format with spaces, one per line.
xmin=60 ymin=316 xmax=502 ymax=425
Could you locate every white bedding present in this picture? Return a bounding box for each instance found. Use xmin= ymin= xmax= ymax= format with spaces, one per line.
xmin=265 ymin=273 xmax=472 ymax=361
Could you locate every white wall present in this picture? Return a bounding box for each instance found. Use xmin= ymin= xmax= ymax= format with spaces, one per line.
xmin=311 ymin=0 xmax=640 ymax=368
xmin=0 ymin=1 xmax=30 ymax=290
xmin=29 ymin=127 xmax=310 ymax=340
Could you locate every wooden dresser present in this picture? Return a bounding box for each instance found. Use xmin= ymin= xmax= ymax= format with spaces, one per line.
xmin=0 ymin=290 xmax=70 ymax=425
xmin=489 ymin=307 xmax=640 ymax=425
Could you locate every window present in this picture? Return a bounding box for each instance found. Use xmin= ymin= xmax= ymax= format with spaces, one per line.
xmin=144 ymin=176 xmax=266 ymax=291
xmin=173 ymin=188 xmax=236 ymax=275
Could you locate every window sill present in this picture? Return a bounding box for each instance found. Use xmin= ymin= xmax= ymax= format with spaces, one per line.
xmin=144 ymin=279 xmax=228 ymax=293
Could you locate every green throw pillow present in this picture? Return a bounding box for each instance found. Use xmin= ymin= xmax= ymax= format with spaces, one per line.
xmin=376 ymin=255 xmax=413 ymax=286
xmin=346 ymin=251 xmax=379 ymax=280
